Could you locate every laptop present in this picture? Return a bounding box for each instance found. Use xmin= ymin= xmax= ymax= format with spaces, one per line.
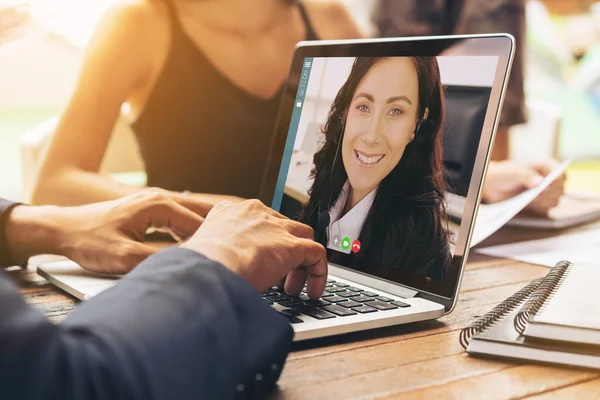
xmin=38 ymin=34 xmax=515 ymax=341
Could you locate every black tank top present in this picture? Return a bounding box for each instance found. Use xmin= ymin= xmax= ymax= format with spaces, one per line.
xmin=131 ymin=0 xmax=319 ymax=199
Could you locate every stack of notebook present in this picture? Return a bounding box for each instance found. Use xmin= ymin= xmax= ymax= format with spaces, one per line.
xmin=461 ymin=261 xmax=600 ymax=369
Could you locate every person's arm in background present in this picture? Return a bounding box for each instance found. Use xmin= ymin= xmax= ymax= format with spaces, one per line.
xmin=31 ymin=2 xmax=239 ymax=208
xmin=481 ymin=160 xmax=566 ymax=214
xmin=0 ymin=199 xmax=327 ymax=399
xmin=453 ymin=0 xmax=566 ymax=215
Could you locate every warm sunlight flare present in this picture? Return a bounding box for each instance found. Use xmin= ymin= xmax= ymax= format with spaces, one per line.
xmin=29 ymin=0 xmax=118 ymax=47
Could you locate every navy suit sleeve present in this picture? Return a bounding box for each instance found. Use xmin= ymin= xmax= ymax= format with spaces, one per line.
xmin=0 ymin=248 xmax=293 ymax=399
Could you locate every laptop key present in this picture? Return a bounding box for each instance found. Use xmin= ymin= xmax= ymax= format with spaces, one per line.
xmin=361 ymin=291 xmax=379 ymax=297
xmin=391 ymin=300 xmax=411 ymax=308
xmin=334 ymin=282 xmax=349 ymax=287
xmin=321 ymin=291 xmax=334 ymax=297
xmin=292 ymin=304 xmax=336 ymax=320
xmin=321 ymin=305 xmax=357 ymax=316
xmin=375 ymin=296 xmax=394 ymax=302
xmin=280 ymin=308 xmax=301 ymax=317
xmin=337 ymin=291 xmax=360 ymax=298
xmin=305 ymin=299 xmax=331 ymax=307
xmin=352 ymin=305 xmax=378 ymax=313
xmin=351 ymin=295 xmax=376 ymax=303
xmin=324 ymin=295 xmax=347 ymax=303
xmin=264 ymin=295 xmax=282 ymax=302
xmin=326 ymin=279 xmax=337 ymax=284
xmin=338 ymin=300 xmax=361 ymax=308
xmin=278 ymin=311 xmax=303 ymax=324
xmin=278 ymin=300 xmax=301 ymax=308
xmin=327 ymin=287 xmax=347 ymax=293
xmin=284 ymin=295 xmax=309 ymax=304
xmin=347 ymin=287 xmax=364 ymax=292
xmin=367 ymin=301 xmax=398 ymax=310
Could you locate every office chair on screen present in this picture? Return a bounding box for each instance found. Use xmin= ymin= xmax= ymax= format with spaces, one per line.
xmin=442 ymin=84 xmax=492 ymax=196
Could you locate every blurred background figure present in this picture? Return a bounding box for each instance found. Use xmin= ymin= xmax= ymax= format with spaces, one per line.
xmin=10 ymin=0 xmax=362 ymax=207
xmin=0 ymin=0 xmax=599 ymax=214
xmin=373 ymin=0 xmax=596 ymax=214
xmin=375 ymin=0 xmax=526 ymax=162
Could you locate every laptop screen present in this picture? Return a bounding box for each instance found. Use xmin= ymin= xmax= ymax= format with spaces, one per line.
xmin=260 ymin=37 xmax=513 ymax=301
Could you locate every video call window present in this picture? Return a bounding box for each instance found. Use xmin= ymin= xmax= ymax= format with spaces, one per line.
xmin=273 ymin=56 xmax=498 ymax=281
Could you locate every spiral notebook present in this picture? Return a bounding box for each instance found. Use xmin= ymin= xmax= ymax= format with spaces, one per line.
xmin=460 ymin=261 xmax=600 ymax=370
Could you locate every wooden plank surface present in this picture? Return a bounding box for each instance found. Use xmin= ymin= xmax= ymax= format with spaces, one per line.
xmin=14 ymin=224 xmax=600 ymax=398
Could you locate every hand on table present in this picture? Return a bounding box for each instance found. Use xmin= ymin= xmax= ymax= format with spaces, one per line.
xmin=481 ymin=160 xmax=566 ymax=215
xmin=181 ymin=199 xmax=328 ymax=299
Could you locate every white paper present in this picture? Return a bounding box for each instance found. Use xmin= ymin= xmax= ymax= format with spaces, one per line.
xmin=447 ymin=160 xmax=571 ymax=247
xmin=475 ymin=228 xmax=600 ymax=268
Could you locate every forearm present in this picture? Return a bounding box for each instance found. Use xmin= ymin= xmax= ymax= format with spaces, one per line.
xmin=32 ymin=167 xmax=142 ymax=206
xmin=4 ymin=205 xmax=67 ymax=264
xmin=32 ymin=167 xmax=244 ymax=207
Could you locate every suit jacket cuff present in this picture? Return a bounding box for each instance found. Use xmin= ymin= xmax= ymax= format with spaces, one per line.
xmin=0 ymin=199 xmax=24 ymax=269
xmin=148 ymin=248 xmax=294 ymax=398
xmin=63 ymin=247 xmax=294 ymax=399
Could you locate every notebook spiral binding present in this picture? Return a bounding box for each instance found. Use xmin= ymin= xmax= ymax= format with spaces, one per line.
xmin=514 ymin=260 xmax=573 ymax=334
xmin=459 ymin=278 xmax=542 ymax=349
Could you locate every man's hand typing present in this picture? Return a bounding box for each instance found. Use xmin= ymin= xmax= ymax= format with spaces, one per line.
xmin=5 ymin=189 xmax=209 ymax=274
xmin=181 ymin=199 xmax=328 ymax=299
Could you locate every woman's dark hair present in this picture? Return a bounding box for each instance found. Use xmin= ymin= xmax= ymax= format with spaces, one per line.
xmin=300 ymin=57 xmax=451 ymax=280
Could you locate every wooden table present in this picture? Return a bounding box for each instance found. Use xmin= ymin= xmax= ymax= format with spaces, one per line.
xmin=10 ymin=224 xmax=600 ymax=399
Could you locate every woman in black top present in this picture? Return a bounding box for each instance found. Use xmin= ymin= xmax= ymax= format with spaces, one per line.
xmin=33 ymin=0 xmax=361 ymax=208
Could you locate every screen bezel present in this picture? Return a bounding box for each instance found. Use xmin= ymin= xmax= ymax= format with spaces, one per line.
xmin=259 ymin=34 xmax=515 ymax=310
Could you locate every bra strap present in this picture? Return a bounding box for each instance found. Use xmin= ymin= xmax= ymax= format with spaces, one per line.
xmin=296 ymin=1 xmax=319 ymax=40
xmin=162 ymin=0 xmax=183 ymax=32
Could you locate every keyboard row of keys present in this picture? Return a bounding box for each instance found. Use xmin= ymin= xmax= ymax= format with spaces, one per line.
xmin=264 ymin=280 xmax=411 ymax=323
xmin=321 ymin=304 xmax=357 ymax=316
xmin=291 ymin=304 xmax=336 ymax=320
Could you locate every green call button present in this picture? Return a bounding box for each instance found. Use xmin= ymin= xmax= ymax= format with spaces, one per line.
xmin=341 ymin=237 xmax=351 ymax=250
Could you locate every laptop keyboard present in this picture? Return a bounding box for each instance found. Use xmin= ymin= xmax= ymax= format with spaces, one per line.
xmin=261 ymin=279 xmax=411 ymax=324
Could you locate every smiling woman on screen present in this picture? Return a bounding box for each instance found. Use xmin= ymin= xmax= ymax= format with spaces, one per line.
xmin=300 ymin=57 xmax=451 ymax=280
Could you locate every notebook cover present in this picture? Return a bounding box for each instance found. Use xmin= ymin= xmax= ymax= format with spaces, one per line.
xmin=531 ymin=263 xmax=600 ymax=330
xmin=467 ymin=308 xmax=600 ymax=370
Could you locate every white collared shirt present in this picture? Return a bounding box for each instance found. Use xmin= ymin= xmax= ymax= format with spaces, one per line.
xmin=326 ymin=181 xmax=377 ymax=253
